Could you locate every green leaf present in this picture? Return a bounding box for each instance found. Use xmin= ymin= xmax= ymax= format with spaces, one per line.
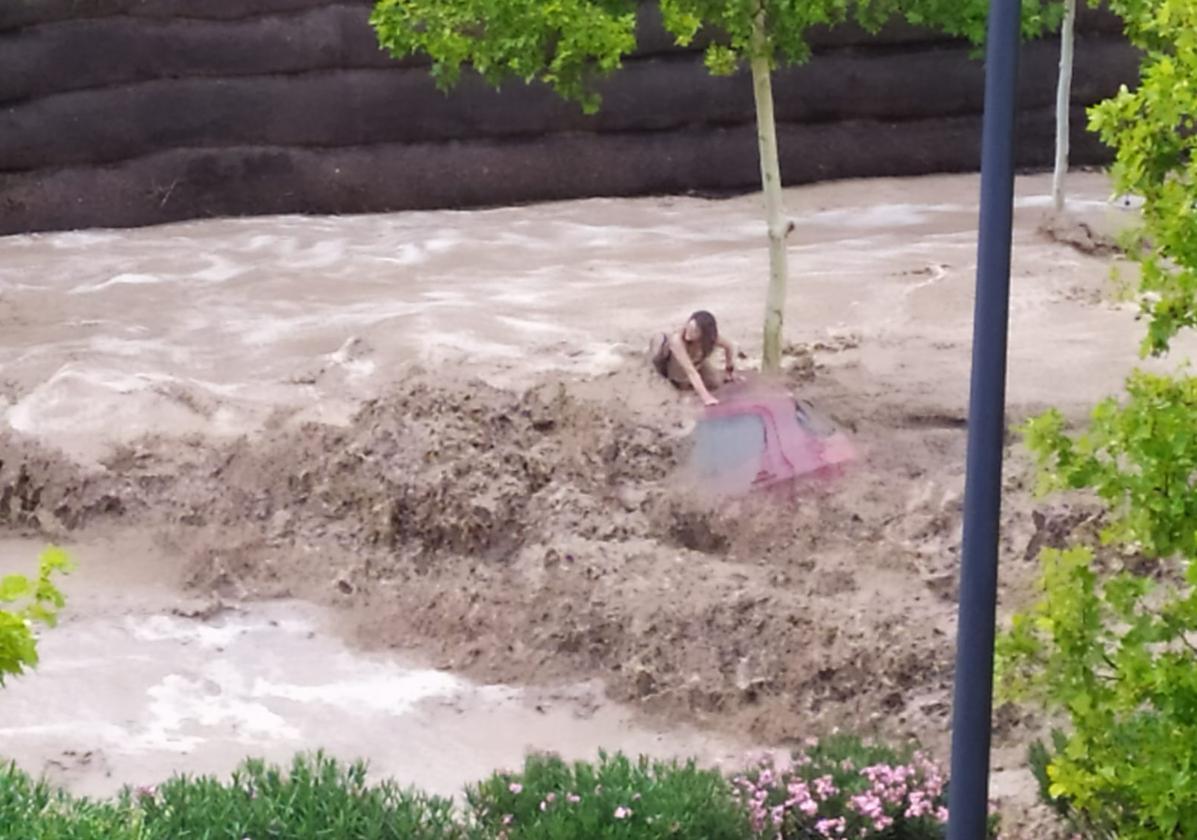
xmin=1 ymin=547 xmax=70 ymax=686
xmin=0 ymin=575 xmax=31 ymax=603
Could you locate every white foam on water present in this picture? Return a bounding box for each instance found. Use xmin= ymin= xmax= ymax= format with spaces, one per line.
xmin=373 ymin=243 xmax=427 ymax=266
xmin=421 ymin=289 xmax=469 ymax=302
xmin=137 ymin=669 xmax=300 ymax=752
xmin=282 ymin=239 xmax=348 ymax=270
xmin=494 ymin=315 xmax=577 ymax=337
xmin=0 ymin=720 xmax=132 ymax=742
xmin=127 ymin=614 xmax=304 ymax=649
xmin=4 ymin=366 xmax=259 ymax=460
xmin=423 ymin=231 xmax=466 ymax=254
xmin=252 ymin=665 xmax=465 ymax=716
xmin=0 ymin=281 xmax=52 ymax=292
xmin=88 ymin=335 xmax=192 ymax=364
xmin=6 ymin=366 xmax=150 ymax=434
xmin=808 ymin=204 xmax=930 ymax=228
xmin=419 ymin=331 xmax=526 ymax=362
xmin=192 ymin=254 xmax=251 ymax=283
xmin=1 ymin=604 xmax=483 ymax=758
xmin=485 ymin=289 xmax=554 ymax=307
xmin=235 ymin=302 xmax=431 ymax=346
xmin=47 ymin=231 xmax=117 ymax=249
xmin=70 ymin=273 xmax=168 ymax=295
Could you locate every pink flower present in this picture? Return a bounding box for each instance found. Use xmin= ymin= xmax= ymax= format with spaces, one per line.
xmin=905 ymin=790 xmax=934 ymax=819
xmin=614 ymin=805 xmax=633 ymax=819
xmin=813 ymin=775 xmax=839 ymax=799
xmin=508 ymin=783 xmax=523 ymax=794
xmin=815 ymin=816 xmax=847 ymax=837
xmin=849 ymin=792 xmax=884 ymax=820
xmin=567 ymin=793 xmax=581 ymax=804
xmin=502 ymin=814 xmax=513 ymax=826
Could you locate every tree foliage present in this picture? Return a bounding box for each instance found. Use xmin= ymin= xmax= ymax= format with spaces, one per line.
xmin=1006 ymin=374 xmax=1197 ymax=838
xmin=1088 ymin=0 xmax=1197 ymax=356
xmin=999 ymin=2 xmax=1197 ymax=835
xmin=371 ymin=0 xmax=916 ymax=371
xmin=371 ymin=0 xmax=911 ymax=113
xmin=998 ymin=544 xmax=1197 ymax=838
xmin=905 ymin=0 xmax=1065 ymax=48
xmin=0 ymin=546 xmax=70 ymax=686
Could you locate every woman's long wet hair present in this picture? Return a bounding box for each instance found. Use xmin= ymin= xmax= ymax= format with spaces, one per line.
xmin=687 ymin=310 xmax=719 ymax=359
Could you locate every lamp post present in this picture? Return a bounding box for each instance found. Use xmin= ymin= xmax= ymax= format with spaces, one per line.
xmin=947 ymin=0 xmax=1022 ymax=837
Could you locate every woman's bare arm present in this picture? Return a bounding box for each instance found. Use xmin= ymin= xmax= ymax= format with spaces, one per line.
xmin=668 ymin=332 xmax=718 ymax=405
xmin=716 ymin=336 xmax=736 ymax=374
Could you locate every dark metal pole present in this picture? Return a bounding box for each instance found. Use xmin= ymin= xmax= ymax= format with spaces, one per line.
xmin=947 ymin=0 xmax=1022 ymax=837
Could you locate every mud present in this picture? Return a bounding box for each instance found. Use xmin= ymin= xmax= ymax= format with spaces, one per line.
xmin=0 ymin=366 xmax=1053 ymax=746
xmin=0 ymin=171 xmax=1170 ymax=836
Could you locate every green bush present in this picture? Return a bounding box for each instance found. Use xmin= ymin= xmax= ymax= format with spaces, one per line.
xmin=0 ymin=762 xmax=136 ymax=840
xmin=998 ymin=0 xmax=1197 ymax=835
xmin=0 ymin=754 xmax=461 ymax=840
xmin=997 ymin=543 xmax=1197 ymax=838
xmin=466 ymin=751 xmax=750 ymax=839
xmin=136 ymin=753 xmax=462 ymax=839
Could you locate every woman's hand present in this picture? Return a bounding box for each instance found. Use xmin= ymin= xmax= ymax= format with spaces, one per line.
xmin=701 ymin=390 xmax=720 ymax=407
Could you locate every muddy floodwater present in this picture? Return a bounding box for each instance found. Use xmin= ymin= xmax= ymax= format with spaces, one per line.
xmin=0 ymin=172 xmax=1178 ymax=834
xmin=0 ymin=533 xmax=742 ymax=798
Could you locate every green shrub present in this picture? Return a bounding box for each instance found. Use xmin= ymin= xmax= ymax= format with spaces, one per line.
xmin=466 ymin=751 xmax=750 ymax=839
xmin=998 ymin=0 xmax=1197 ymax=833
xmin=998 ymin=543 xmax=1197 ymax=838
xmin=1 ymin=742 xmax=978 ymax=839
xmin=135 ymin=752 xmax=463 ymax=839
xmin=0 ymin=762 xmax=136 ymax=840
xmin=1003 ymin=369 xmax=1197 ymax=838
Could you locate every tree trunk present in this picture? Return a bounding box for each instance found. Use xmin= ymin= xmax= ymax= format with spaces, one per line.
xmin=750 ymin=9 xmax=788 ymax=374
xmin=1052 ymin=0 xmax=1077 ymax=212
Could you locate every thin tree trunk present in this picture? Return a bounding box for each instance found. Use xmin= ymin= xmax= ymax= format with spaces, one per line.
xmin=750 ymin=9 xmax=788 ymax=374
xmin=1052 ymin=0 xmax=1077 ymax=212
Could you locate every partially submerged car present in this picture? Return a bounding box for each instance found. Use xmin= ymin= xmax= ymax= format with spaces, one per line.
xmin=688 ymin=387 xmax=854 ymax=495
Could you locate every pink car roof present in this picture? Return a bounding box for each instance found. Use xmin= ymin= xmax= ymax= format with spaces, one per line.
xmin=691 ymin=396 xmax=854 ymax=494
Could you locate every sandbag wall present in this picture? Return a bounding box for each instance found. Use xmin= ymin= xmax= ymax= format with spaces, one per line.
xmin=0 ymin=0 xmax=1138 ymax=235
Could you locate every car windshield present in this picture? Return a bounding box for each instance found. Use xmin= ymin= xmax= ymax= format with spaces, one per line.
xmin=690 ymin=412 xmax=767 ymax=480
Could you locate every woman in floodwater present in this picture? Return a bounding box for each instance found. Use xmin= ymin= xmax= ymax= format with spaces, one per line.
xmin=649 ymin=310 xmax=737 ymax=406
